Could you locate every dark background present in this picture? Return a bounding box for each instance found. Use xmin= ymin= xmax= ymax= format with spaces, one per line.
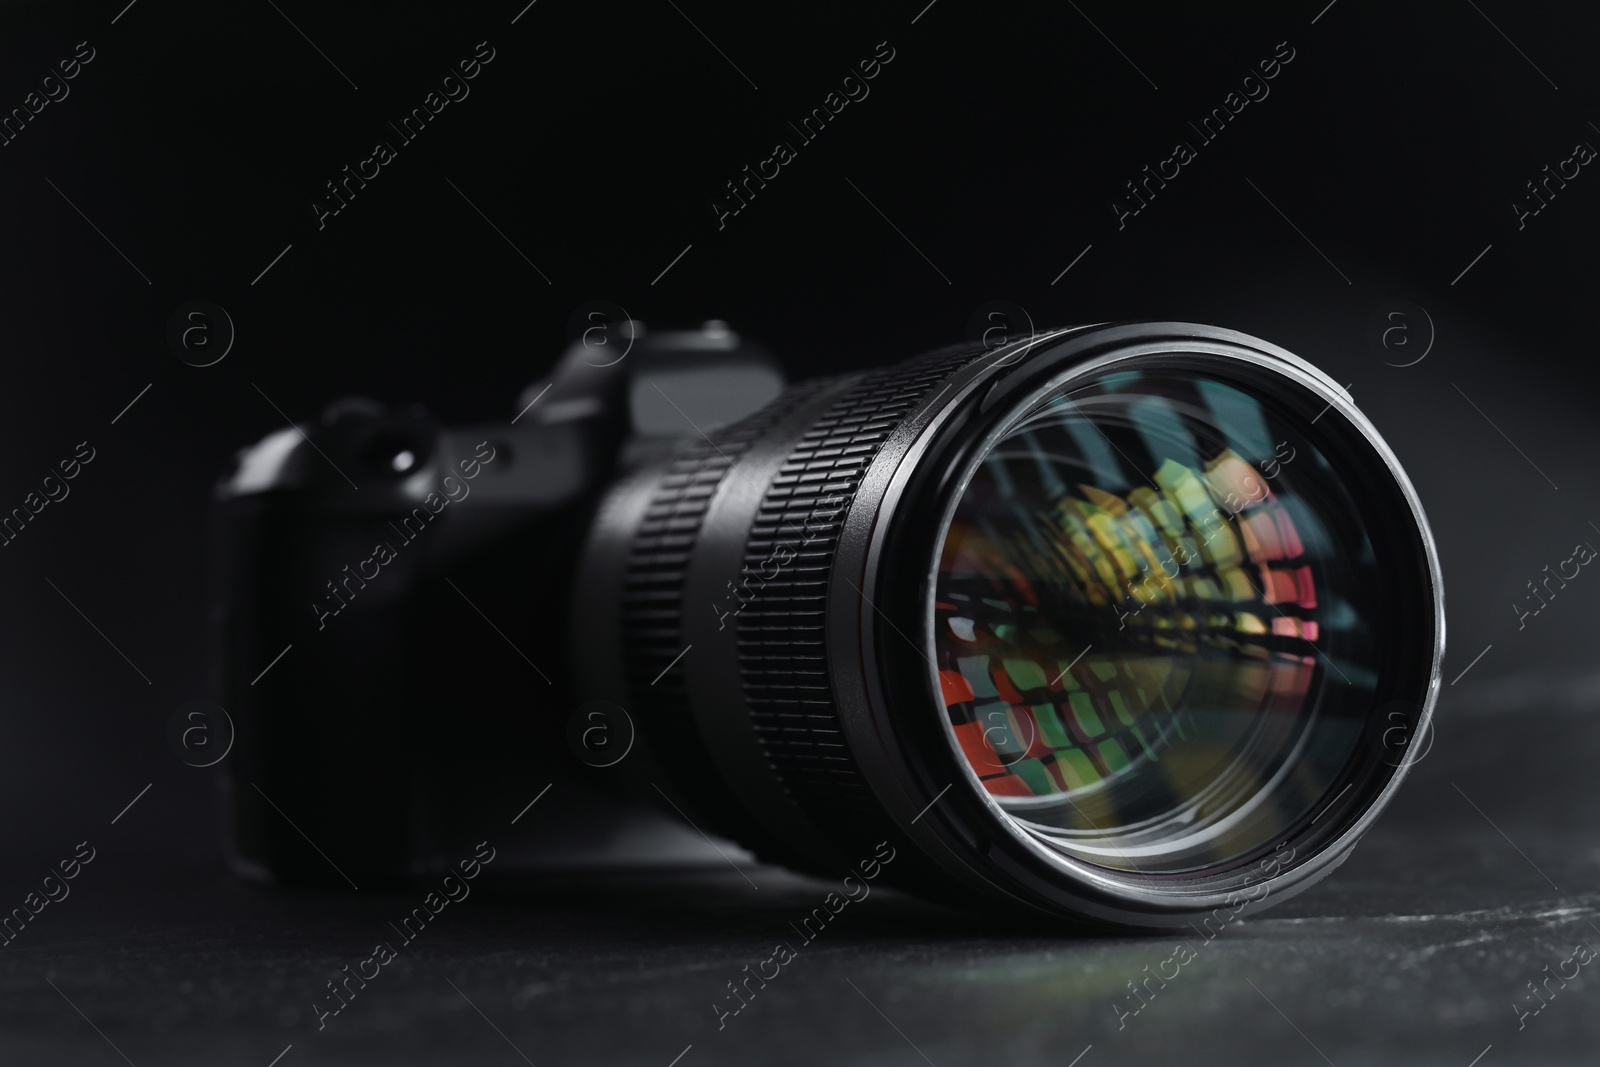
xmin=1 ymin=1 xmax=1597 ymax=1064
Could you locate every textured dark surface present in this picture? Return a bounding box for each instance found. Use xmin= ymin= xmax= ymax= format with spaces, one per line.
xmin=4 ymin=671 xmax=1597 ymax=1067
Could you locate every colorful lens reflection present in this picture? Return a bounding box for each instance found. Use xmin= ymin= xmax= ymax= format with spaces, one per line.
xmin=933 ymin=368 xmax=1377 ymax=873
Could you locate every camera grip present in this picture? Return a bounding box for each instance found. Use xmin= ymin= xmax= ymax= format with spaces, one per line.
xmin=216 ymin=495 xmax=431 ymax=887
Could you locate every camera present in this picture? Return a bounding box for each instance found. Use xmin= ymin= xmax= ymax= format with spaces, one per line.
xmin=213 ymin=320 xmax=1443 ymax=928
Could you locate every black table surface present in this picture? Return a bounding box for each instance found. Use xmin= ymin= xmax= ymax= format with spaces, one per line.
xmin=4 ymin=671 xmax=1596 ymax=1067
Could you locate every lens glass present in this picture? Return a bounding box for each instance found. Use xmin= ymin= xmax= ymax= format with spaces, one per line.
xmin=932 ymin=364 xmax=1383 ymax=875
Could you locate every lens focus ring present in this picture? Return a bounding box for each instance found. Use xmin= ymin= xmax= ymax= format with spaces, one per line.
xmin=734 ymin=349 xmax=984 ymax=804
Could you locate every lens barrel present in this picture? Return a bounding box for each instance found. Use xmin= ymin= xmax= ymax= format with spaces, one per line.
xmin=572 ymin=322 xmax=1442 ymax=927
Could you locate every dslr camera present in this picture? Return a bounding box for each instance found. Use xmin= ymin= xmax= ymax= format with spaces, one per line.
xmin=213 ymin=319 xmax=1443 ymax=927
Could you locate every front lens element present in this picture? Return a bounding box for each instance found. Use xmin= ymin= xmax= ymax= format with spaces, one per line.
xmin=933 ymin=365 xmax=1382 ymax=875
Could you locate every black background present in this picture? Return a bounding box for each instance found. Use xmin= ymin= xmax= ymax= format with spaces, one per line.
xmin=2 ymin=1 xmax=1598 ymax=1064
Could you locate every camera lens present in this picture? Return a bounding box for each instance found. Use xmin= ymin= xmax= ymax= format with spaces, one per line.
xmin=572 ymin=322 xmax=1441 ymax=927
xmin=936 ymin=366 xmax=1382 ymax=876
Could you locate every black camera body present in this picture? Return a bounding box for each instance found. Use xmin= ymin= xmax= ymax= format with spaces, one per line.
xmin=213 ymin=321 xmax=786 ymax=885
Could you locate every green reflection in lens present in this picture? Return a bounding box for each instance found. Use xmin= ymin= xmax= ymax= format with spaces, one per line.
xmin=932 ymin=368 xmax=1378 ymax=874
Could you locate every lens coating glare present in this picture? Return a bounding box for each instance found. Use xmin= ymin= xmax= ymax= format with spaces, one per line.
xmin=932 ymin=365 xmax=1381 ymax=875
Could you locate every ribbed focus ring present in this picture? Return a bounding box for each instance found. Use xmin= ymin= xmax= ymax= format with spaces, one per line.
xmin=617 ymin=377 xmax=843 ymax=853
xmin=735 ymin=346 xmax=985 ymax=807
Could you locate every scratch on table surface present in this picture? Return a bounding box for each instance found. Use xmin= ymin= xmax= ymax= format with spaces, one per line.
xmin=1397 ymin=929 xmax=1503 ymax=967
xmin=1266 ymin=903 xmax=1596 ymax=926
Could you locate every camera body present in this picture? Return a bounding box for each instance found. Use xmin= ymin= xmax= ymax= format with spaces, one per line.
xmin=213 ymin=321 xmax=785 ymax=885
